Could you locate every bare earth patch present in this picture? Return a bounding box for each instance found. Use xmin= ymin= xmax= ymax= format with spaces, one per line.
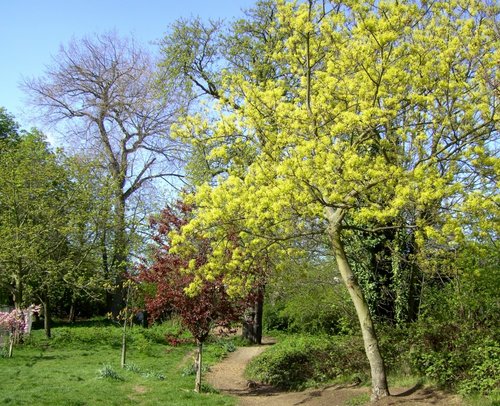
xmin=128 ymin=385 xmax=149 ymax=402
xmin=133 ymin=385 xmax=148 ymax=394
xmin=206 ymin=338 xmax=464 ymax=406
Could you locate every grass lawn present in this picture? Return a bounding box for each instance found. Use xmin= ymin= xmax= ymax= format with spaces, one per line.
xmin=0 ymin=320 xmax=237 ymax=406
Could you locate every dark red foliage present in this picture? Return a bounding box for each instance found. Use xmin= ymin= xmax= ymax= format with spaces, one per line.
xmin=138 ymin=201 xmax=248 ymax=343
xmin=164 ymin=333 xmax=192 ymax=346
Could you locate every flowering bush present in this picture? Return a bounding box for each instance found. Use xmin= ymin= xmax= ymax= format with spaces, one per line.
xmin=0 ymin=305 xmax=41 ymax=335
xmin=1 ymin=305 xmax=40 ymax=357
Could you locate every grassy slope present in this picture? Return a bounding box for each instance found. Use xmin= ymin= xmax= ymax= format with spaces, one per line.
xmin=0 ymin=322 xmax=236 ymax=406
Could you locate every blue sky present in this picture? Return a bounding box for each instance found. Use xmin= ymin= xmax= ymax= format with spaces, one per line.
xmin=0 ymin=0 xmax=255 ymax=125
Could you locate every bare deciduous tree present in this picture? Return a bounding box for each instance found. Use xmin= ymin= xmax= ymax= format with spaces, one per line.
xmin=23 ymin=32 xmax=187 ymax=315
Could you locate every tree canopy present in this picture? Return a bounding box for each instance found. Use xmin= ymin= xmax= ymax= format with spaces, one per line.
xmin=164 ymin=0 xmax=499 ymax=399
xmin=0 ymin=109 xmax=115 ymax=333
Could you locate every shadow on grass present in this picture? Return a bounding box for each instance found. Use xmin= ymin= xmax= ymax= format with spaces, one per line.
xmin=32 ymin=317 xmax=115 ymax=330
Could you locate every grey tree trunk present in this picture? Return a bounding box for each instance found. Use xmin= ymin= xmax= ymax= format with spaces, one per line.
xmin=43 ymin=295 xmax=51 ymax=339
xmin=325 ymin=207 xmax=389 ymax=401
xmin=13 ymin=269 xmax=23 ymax=309
xmin=68 ymin=301 xmax=76 ymax=323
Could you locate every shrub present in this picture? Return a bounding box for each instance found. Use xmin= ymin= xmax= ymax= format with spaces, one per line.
xmin=246 ymin=335 xmax=368 ymax=389
xmin=458 ymin=338 xmax=500 ymax=395
xmin=408 ymin=321 xmax=500 ymax=394
xmin=377 ymin=325 xmax=413 ymax=376
xmin=405 ymin=272 xmax=500 ymax=396
xmin=124 ymin=362 xmax=166 ymax=380
xmin=98 ymin=364 xmax=123 ymax=380
xmin=123 ymin=362 xmax=142 ymax=373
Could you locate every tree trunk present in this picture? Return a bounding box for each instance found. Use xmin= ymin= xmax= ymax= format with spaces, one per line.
xmin=406 ymin=233 xmax=422 ymax=323
xmin=121 ymin=317 xmax=127 ymax=368
xmin=111 ymin=278 xmax=125 ymax=318
xmin=242 ymin=286 xmax=264 ymax=344
xmin=68 ymin=294 xmax=77 ymax=323
xmin=121 ymin=283 xmax=131 ymax=368
xmin=101 ymin=229 xmax=114 ymax=314
xmin=111 ymin=194 xmax=127 ymax=318
xmin=407 ymin=264 xmax=421 ymax=322
xmin=325 ymin=207 xmax=389 ymax=401
xmin=194 ymin=340 xmax=203 ymax=393
xmin=8 ymin=331 xmax=14 ymax=357
xmin=68 ymin=303 xmax=76 ymax=323
xmin=255 ymin=289 xmax=263 ymax=344
xmin=13 ymin=267 xmax=23 ymax=309
xmin=42 ymin=296 xmax=51 ymax=339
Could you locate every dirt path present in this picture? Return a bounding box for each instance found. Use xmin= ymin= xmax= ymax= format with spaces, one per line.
xmin=206 ymin=338 xmax=465 ymax=406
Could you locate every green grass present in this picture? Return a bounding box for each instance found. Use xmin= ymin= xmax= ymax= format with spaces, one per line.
xmin=343 ymin=393 xmax=370 ymax=406
xmin=0 ymin=321 xmax=236 ymax=406
xmin=463 ymin=393 xmax=500 ymax=406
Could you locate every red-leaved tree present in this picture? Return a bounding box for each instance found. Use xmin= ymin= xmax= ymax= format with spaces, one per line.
xmin=138 ymin=201 xmax=249 ymax=392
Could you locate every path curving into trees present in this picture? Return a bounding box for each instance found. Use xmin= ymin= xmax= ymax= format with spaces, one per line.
xmin=206 ymin=338 xmax=465 ymax=406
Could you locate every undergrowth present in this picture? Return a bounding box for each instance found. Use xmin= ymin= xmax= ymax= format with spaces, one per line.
xmin=246 ymin=334 xmax=368 ymax=390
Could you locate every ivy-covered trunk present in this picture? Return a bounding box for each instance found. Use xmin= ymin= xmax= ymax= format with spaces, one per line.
xmin=325 ymin=207 xmax=389 ymax=401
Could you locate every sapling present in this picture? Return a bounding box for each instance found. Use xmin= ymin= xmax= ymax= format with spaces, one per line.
xmin=107 ymin=278 xmax=138 ymax=368
xmin=138 ymin=201 xmax=252 ymax=392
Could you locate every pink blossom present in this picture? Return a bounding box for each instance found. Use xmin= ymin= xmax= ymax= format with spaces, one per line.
xmin=0 ymin=305 xmax=40 ymax=335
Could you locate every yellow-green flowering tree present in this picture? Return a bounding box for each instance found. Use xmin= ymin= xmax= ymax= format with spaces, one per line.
xmin=166 ymin=0 xmax=499 ymax=400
